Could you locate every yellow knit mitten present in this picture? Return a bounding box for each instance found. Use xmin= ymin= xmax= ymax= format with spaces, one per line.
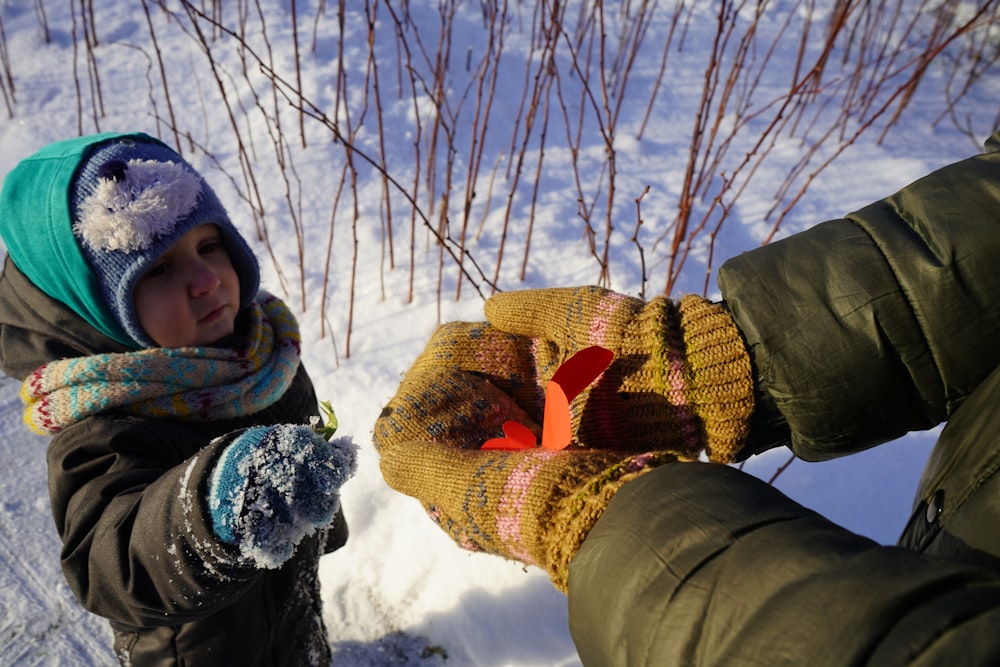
xmin=374 ymin=321 xmax=683 ymax=590
xmin=485 ymin=285 xmax=754 ymax=463
xmin=373 ymin=321 xmax=544 ymax=452
xmin=379 ymin=436 xmax=680 ymax=591
xmin=373 ymin=301 xmax=748 ymax=590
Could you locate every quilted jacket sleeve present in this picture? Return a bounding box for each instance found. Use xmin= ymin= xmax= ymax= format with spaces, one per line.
xmin=569 ymin=463 xmax=1000 ymax=666
xmin=49 ymin=417 xmax=262 ymax=628
xmin=719 ymin=131 xmax=1000 ymax=460
xmin=45 ymin=362 xmax=336 ymax=630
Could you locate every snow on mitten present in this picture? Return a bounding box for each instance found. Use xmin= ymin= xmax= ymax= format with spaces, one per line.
xmin=485 ymin=286 xmax=755 ymax=462
xmin=208 ymin=424 xmax=357 ymax=568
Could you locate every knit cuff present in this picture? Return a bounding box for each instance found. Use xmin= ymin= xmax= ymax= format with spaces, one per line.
xmin=545 ymin=450 xmax=680 ymax=592
xmin=677 ymin=295 xmax=755 ymax=463
xmin=208 ymin=426 xmax=270 ymax=544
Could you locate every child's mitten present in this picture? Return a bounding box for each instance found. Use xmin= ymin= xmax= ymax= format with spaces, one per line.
xmin=208 ymin=424 xmax=357 ymax=569
xmin=485 ymin=286 xmax=754 ymax=462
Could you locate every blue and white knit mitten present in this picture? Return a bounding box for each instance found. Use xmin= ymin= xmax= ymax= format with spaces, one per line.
xmin=208 ymin=424 xmax=357 ymax=568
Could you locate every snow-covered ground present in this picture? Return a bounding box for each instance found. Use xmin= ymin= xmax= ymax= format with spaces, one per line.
xmin=0 ymin=1 xmax=997 ymax=664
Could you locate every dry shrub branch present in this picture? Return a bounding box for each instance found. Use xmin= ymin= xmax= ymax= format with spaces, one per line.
xmin=4 ymin=0 xmax=998 ymax=354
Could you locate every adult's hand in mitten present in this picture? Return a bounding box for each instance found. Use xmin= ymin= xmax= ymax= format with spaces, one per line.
xmin=373 ymin=321 xmax=684 ymax=590
xmin=380 ymin=435 xmax=680 ymax=591
xmin=485 ymin=286 xmax=755 ymax=462
xmin=208 ymin=424 xmax=357 ymax=569
xmin=374 ymin=320 xmax=545 ymax=452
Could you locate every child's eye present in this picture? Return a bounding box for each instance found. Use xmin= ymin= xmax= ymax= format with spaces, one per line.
xmin=142 ymin=262 xmax=170 ymax=281
xmin=199 ymin=240 xmax=223 ymax=255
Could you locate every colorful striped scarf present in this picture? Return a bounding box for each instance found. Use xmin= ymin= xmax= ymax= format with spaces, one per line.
xmin=21 ymin=292 xmax=301 ymax=435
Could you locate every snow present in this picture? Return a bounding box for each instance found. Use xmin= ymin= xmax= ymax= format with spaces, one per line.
xmin=0 ymin=1 xmax=997 ymax=665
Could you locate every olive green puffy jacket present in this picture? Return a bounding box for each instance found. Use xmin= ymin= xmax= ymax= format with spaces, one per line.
xmin=0 ymin=259 xmax=347 ymax=666
xmin=568 ymin=131 xmax=1000 ymax=665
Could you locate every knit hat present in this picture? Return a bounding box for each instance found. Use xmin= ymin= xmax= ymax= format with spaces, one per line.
xmin=0 ymin=132 xmax=260 ymax=348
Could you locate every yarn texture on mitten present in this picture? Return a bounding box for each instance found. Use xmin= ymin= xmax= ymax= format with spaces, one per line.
xmin=373 ymin=321 xmax=545 ymax=452
xmin=379 ymin=438 xmax=682 ymax=591
xmin=209 ymin=424 xmax=357 ymax=569
xmin=484 ymin=286 xmax=755 ymax=462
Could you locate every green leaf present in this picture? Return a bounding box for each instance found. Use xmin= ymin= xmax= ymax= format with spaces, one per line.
xmin=312 ymin=400 xmax=339 ymax=441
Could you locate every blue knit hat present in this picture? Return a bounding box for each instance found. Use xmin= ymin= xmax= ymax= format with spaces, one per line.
xmin=0 ymin=132 xmax=260 ymax=348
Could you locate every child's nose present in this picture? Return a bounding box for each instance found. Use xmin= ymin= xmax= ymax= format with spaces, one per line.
xmin=189 ymin=260 xmax=222 ymax=296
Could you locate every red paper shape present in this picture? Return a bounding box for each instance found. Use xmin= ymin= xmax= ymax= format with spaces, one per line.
xmin=481 ymin=345 xmax=614 ymax=451
xmin=482 ymin=420 xmax=537 ymax=450
xmin=540 ymin=380 xmax=572 ymax=451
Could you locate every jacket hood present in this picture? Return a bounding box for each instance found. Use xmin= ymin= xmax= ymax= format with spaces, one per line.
xmin=0 ymin=256 xmax=129 ymax=381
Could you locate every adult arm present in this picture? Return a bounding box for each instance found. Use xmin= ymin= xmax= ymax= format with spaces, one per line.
xmin=720 ymin=131 xmax=1000 ymax=459
xmin=569 ymin=463 xmax=1000 ymax=666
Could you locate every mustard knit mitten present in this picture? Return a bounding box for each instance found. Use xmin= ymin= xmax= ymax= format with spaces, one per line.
xmin=373 ymin=320 xmax=681 ymax=589
xmin=373 ymin=321 xmax=544 ymax=452
xmin=484 ymin=285 xmax=754 ymax=463
xmin=379 ymin=436 xmax=680 ymax=591
xmin=373 ymin=309 xmax=739 ymax=590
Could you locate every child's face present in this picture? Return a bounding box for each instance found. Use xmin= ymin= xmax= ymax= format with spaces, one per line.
xmin=133 ymin=224 xmax=241 ymax=347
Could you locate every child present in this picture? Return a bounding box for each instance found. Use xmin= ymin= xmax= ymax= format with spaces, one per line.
xmin=0 ymin=132 xmax=357 ymax=665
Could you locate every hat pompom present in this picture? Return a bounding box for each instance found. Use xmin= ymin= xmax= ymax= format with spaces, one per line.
xmin=74 ymin=158 xmax=202 ymax=254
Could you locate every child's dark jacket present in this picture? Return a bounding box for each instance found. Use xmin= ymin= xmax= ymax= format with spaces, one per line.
xmin=0 ymin=258 xmax=347 ymax=666
xmin=568 ymin=131 xmax=1000 ymax=664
